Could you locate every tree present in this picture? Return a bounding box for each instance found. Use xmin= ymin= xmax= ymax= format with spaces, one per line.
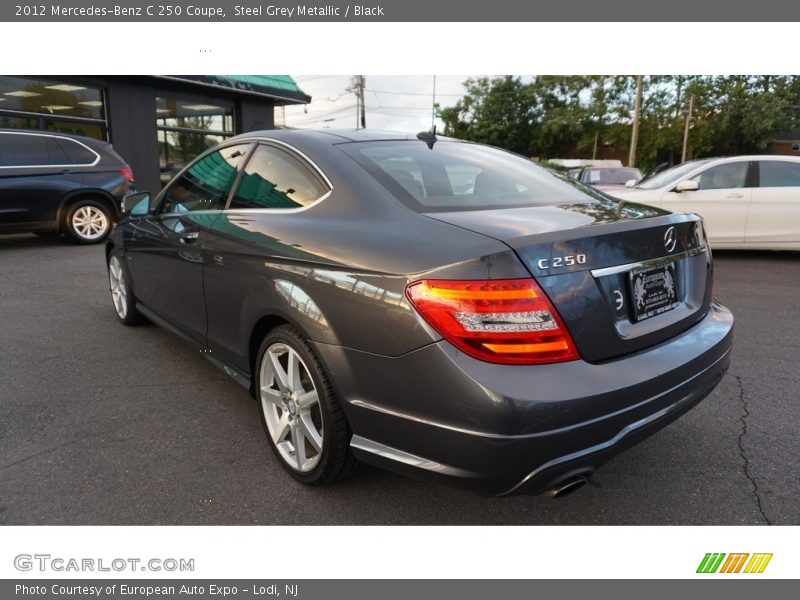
xmin=440 ymin=75 xmax=800 ymax=170
xmin=439 ymin=76 xmax=538 ymax=155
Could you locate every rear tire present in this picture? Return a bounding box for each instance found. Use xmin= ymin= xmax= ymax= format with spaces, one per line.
xmin=108 ymin=250 xmax=144 ymax=326
xmin=65 ymin=199 xmax=113 ymax=244
xmin=255 ymin=324 xmax=359 ymax=485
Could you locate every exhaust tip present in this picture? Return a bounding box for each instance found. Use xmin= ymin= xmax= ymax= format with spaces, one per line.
xmin=548 ymin=473 xmax=592 ymax=498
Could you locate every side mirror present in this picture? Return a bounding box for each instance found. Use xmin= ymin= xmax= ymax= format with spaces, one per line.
xmin=122 ymin=191 xmax=152 ymax=215
xmin=675 ymin=180 xmax=699 ymax=193
xmin=625 ymin=179 xmax=637 ymax=188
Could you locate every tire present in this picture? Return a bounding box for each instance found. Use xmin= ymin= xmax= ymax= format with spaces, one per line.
xmin=255 ymin=324 xmax=359 ymax=485
xmin=65 ymin=199 xmax=113 ymax=244
xmin=107 ymin=250 xmax=144 ymax=326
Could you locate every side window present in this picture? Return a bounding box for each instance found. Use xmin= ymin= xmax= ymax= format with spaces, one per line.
xmin=690 ymin=162 xmax=747 ymax=191
xmin=46 ymin=138 xmax=72 ymax=165
xmin=160 ymin=144 xmax=250 ymax=214
xmin=56 ymin=138 xmax=98 ymax=165
xmin=229 ymin=145 xmax=329 ymax=210
xmin=759 ymin=161 xmax=800 ymax=188
xmin=0 ymin=134 xmax=50 ymax=167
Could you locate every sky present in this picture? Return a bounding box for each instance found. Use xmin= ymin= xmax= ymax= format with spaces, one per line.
xmin=282 ymin=75 xmax=473 ymax=132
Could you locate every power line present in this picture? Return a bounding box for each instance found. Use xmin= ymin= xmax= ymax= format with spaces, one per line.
xmin=286 ymin=104 xmax=358 ymax=126
xmin=369 ymin=89 xmax=465 ymax=97
xmin=294 ymin=75 xmax=337 ymax=82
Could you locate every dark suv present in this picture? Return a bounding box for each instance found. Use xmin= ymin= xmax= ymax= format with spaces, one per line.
xmin=0 ymin=129 xmax=134 ymax=243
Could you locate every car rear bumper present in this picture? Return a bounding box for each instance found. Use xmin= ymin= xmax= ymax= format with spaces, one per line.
xmin=312 ymin=302 xmax=733 ymax=495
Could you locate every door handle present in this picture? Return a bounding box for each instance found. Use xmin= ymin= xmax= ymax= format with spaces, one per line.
xmin=726 ymin=193 xmax=744 ymax=199
xmin=180 ymin=231 xmax=200 ymax=244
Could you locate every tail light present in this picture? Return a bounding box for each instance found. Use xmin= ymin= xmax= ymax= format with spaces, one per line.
xmin=119 ymin=166 xmax=134 ymax=183
xmin=405 ymin=278 xmax=579 ymax=365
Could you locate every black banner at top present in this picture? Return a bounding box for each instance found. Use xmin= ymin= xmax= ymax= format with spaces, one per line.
xmin=3 ymin=0 xmax=800 ymax=22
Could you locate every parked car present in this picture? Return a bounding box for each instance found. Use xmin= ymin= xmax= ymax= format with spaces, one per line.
xmin=106 ymin=130 xmax=733 ymax=496
xmin=576 ymin=166 xmax=642 ymax=190
xmin=0 ymin=129 xmax=134 ymax=243
xmin=608 ymin=155 xmax=800 ymax=250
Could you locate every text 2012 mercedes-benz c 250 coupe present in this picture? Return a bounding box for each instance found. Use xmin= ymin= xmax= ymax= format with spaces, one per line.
xmin=106 ymin=129 xmax=733 ymax=496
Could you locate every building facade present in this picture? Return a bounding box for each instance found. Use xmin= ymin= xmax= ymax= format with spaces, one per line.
xmin=0 ymin=75 xmax=310 ymax=192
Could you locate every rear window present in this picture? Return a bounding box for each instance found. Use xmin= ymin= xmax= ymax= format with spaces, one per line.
xmin=581 ymin=168 xmax=641 ymax=185
xmin=340 ymin=140 xmax=600 ymax=212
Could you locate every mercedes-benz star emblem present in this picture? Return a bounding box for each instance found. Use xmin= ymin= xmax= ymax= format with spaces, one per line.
xmin=664 ymin=226 xmax=677 ymax=253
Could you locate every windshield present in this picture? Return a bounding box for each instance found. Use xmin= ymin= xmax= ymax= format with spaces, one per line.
xmin=340 ymin=140 xmax=605 ymax=212
xmin=635 ymin=159 xmax=714 ymax=190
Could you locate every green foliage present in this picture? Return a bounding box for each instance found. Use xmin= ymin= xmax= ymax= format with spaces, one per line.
xmin=438 ymin=75 xmax=800 ymax=171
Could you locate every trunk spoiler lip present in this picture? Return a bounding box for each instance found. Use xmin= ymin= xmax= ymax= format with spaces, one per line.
xmin=495 ymin=212 xmax=701 ymax=250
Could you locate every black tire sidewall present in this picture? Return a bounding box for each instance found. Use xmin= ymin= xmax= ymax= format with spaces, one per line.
xmin=255 ymin=326 xmax=340 ymax=485
xmin=65 ymin=199 xmax=113 ymax=244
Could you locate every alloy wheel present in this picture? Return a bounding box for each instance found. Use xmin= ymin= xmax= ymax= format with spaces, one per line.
xmin=108 ymin=255 xmax=128 ymax=319
xmin=260 ymin=343 xmax=324 ymax=472
xmin=71 ymin=205 xmax=109 ymax=240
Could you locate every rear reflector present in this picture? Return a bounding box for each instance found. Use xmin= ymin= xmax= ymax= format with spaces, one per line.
xmin=119 ymin=166 xmax=135 ymax=183
xmin=405 ymin=278 xmax=579 ymax=365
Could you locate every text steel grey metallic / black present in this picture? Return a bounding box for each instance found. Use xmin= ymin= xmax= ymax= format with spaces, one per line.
xmin=106 ymin=129 xmax=733 ymax=496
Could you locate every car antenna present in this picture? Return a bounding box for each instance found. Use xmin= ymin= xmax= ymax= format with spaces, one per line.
xmin=416 ymin=126 xmax=438 ymax=149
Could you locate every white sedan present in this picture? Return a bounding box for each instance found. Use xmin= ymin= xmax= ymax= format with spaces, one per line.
xmin=608 ymin=155 xmax=800 ymax=250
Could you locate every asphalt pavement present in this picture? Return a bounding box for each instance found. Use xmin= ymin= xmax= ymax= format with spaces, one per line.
xmin=0 ymin=234 xmax=798 ymax=525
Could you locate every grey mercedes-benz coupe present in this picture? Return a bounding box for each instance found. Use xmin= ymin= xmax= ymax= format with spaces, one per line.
xmin=106 ymin=129 xmax=733 ymax=496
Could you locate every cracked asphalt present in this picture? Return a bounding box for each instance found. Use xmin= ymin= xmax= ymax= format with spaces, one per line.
xmin=0 ymin=234 xmax=798 ymax=525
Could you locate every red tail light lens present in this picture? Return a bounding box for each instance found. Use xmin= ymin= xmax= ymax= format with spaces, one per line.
xmin=405 ymin=278 xmax=579 ymax=365
xmin=119 ymin=166 xmax=134 ymax=183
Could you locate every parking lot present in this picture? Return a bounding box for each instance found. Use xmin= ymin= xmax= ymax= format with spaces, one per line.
xmin=0 ymin=233 xmax=798 ymax=525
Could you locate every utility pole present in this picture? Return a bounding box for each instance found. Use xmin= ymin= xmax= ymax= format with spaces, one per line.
xmin=628 ymin=75 xmax=643 ymax=167
xmin=681 ymin=95 xmax=693 ymax=163
xmin=431 ymin=75 xmax=437 ymax=128
xmin=351 ymin=75 xmax=366 ymax=129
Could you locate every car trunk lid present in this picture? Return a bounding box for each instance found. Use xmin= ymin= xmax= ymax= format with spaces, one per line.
xmin=426 ymin=200 xmax=712 ymax=362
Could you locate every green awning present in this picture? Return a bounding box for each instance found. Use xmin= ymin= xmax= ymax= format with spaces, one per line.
xmin=158 ymin=75 xmax=310 ymax=105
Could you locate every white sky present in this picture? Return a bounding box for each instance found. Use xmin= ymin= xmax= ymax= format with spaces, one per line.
xmin=282 ymin=75 xmax=474 ymax=132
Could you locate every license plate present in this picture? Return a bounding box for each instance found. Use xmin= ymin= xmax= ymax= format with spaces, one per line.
xmin=629 ymin=263 xmax=679 ymax=321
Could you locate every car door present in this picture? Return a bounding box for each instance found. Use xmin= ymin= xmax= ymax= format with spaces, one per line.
xmin=125 ymin=143 xmax=252 ymax=342
xmin=202 ymin=142 xmax=332 ymax=370
xmin=0 ymin=132 xmax=86 ymax=226
xmin=659 ymin=160 xmax=753 ymax=244
xmin=746 ymin=159 xmax=800 ymax=245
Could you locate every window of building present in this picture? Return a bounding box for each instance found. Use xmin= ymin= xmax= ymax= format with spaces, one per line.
xmin=0 ymin=76 xmax=107 ymax=140
xmin=156 ymin=95 xmax=234 ymax=186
